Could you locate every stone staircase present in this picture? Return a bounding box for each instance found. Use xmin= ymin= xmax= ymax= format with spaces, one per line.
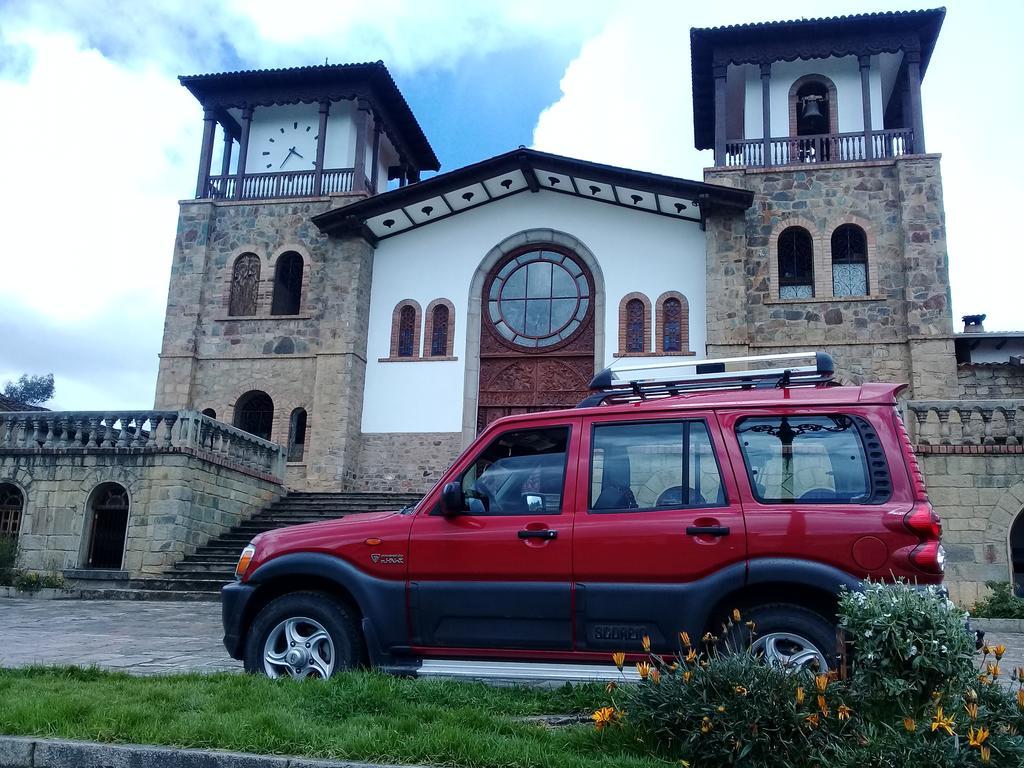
xmin=76 ymin=491 xmax=421 ymax=601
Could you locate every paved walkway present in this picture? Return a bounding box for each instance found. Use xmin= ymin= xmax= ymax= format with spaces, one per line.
xmin=0 ymin=598 xmax=240 ymax=674
xmin=2 ymin=597 xmax=1024 ymax=679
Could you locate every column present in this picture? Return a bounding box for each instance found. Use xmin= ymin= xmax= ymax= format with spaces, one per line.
xmin=906 ymin=49 xmax=926 ymax=153
xmin=194 ymin=107 xmax=217 ymax=199
xmin=313 ymin=99 xmax=330 ymax=195
xmin=369 ymin=120 xmax=382 ymax=193
xmin=219 ymin=127 xmax=233 ymax=178
xmin=760 ymin=63 xmax=771 ymax=166
xmin=859 ymin=55 xmax=874 ymax=160
xmin=713 ymin=64 xmax=727 ymax=166
xmin=352 ymin=98 xmax=371 ymax=194
xmin=233 ymin=106 xmax=253 ymax=200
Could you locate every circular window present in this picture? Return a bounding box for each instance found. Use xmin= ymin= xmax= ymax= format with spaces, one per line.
xmin=486 ymin=249 xmax=591 ymax=348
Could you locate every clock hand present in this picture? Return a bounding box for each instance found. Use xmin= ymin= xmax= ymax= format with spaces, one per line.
xmin=280 ymin=147 xmax=297 ymax=169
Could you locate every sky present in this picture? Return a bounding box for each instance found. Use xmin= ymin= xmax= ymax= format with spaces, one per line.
xmin=0 ymin=0 xmax=1020 ymax=410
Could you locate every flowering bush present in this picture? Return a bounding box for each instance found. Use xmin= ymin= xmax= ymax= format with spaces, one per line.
xmin=596 ymin=583 xmax=1024 ymax=767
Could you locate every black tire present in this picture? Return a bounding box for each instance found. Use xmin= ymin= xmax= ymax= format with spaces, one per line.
xmin=243 ymin=590 xmax=363 ymax=679
xmin=723 ymin=603 xmax=838 ymax=672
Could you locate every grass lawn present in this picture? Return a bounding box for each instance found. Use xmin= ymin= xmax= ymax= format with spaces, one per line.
xmin=0 ymin=667 xmax=672 ymax=768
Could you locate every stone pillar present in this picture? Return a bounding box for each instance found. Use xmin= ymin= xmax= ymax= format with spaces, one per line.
xmin=313 ymin=99 xmax=330 ymax=195
xmin=194 ymin=108 xmax=217 ymax=199
xmin=906 ymin=49 xmax=926 ymax=153
xmin=859 ymin=55 xmax=874 ymax=160
xmin=713 ymin=64 xmax=727 ymax=166
xmin=760 ymin=63 xmax=771 ymax=166
xmin=234 ymin=106 xmax=253 ymax=200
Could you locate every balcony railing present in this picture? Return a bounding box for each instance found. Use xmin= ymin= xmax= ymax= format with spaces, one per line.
xmin=723 ymin=128 xmax=915 ymax=168
xmin=0 ymin=410 xmax=285 ymax=480
xmin=906 ymin=400 xmax=1024 ymax=447
xmin=203 ymin=168 xmax=369 ymax=201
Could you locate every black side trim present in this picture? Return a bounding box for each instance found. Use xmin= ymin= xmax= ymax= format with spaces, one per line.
xmin=746 ymin=558 xmax=861 ymax=595
xmin=245 ymin=552 xmax=407 ymax=662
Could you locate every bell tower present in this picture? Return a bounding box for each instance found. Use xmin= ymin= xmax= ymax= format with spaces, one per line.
xmin=692 ymin=8 xmax=958 ymax=398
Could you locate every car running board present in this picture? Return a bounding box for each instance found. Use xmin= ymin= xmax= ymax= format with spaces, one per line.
xmin=413 ymin=659 xmax=642 ymax=684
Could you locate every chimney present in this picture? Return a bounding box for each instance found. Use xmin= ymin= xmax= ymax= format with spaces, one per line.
xmin=962 ymin=313 xmax=987 ymax=333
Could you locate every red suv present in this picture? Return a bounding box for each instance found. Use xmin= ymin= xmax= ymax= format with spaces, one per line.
xmin=222 ymin=352 xmax=944 ymax=680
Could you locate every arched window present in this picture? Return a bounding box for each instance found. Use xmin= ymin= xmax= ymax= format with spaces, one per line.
xmin=777 ymin=227 xmax=814 ymax=299
xmin=287 ymin=408 xmax=307 ymax=462
xmin=0 ymin=482 xmax=24 ymax=538
xmin=84 ymin=482 xmax=129 ymax=570
xmin=271 ymin=252 xmax=303 ymax=315
xmin=655 ymin=292 xmax=691 ymax=354
xmin=228 ymin=253 xmax=261 ymax=316
xmin=423 ymin=299 xmax=456 ymax=358
xmin=201 ymin=408 xmax=217 ymax=420
xmin=234 ymin=390 xmax=274 ymax=441
xmin=626 ymin=299 xmax=647 ymax=353
xmin=831 ymin=224 xmax=869 ymax=297
xmin=388 ymin=300 xmax=422 ymax=359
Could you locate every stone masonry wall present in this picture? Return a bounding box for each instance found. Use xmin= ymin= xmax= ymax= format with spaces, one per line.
xmin=2 ymin=451 xmax=281 ymax=577
xmin=958 ymin=365 xmax=1024 ymax=399
xmin=355 ymin=433 xmax=463 ymax=493
xmin=919 ymin=450 xmax=1024 ymax=606
xmin=704 ymin=155 xmax=957 ymax=400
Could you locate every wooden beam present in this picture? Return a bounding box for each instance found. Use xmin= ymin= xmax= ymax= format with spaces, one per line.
xmin=233 ymin=107 xmax=253 ymax=200
xmin=313 ymin=99 xmax=330 ymax=196
xmin=859 ymin=55 xmax=874 ymax=160
xmin=760 ymin=63 xmax=771 ymax=166
xmin=906 ymin=49 xmax=926 ymax=153
xmin=370 ymin=120 xmax=382 ymax=193
xmin=195 ymin=108 xmax=217 ymax=198
xmin=713 ymin=65 xmax=727 ymax=166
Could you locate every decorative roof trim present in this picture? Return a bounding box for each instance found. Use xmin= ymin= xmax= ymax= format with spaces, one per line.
xmin=312 ymin=148 xmax=754 ymax=242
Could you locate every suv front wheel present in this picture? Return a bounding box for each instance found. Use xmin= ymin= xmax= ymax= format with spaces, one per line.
xmin=244 ymin=591 xmax=363 ymax=679
xmin=728 ymin=603 xmax=837 ymax=672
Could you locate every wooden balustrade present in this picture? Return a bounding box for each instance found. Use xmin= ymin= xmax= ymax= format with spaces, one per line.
xmin=204 ymin=167 xmax=358 ymax=200
xmin=0 ymin=410 xmax=285 ymax=480
xmin=723 ymin=128 xmax=916 ymax=168
xmin=906 ymin=401 xmax=1024 ymax=447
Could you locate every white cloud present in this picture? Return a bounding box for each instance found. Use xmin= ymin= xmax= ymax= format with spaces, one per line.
xmin=533 ymin=0 xmax=1024 ymax=332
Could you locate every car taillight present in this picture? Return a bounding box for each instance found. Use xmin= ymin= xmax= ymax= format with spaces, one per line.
xmin=904 ymin=504 xmax=944 ymax=574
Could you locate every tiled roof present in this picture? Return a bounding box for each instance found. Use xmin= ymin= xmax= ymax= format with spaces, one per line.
xmin=0 ymin=393 xmax=48 ymax=412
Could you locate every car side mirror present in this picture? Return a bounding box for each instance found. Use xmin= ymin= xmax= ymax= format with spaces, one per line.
xmin=440 ymin=482 xmax=466 ymax=517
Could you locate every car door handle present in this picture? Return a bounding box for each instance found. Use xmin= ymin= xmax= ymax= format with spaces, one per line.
xmin=686 ymin=525 xmax=730 ymax=537
xmin=518 ymin=529 xmax=557 ymax=540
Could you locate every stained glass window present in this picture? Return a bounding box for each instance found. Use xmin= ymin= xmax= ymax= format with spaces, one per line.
xmin=398 ymin=305 xmax=417 ymax=357
xmin=663 ymin=298 xmax=683 ymax=352
xmin=228 ymin=253 xmax=261 ymax=316
xmin=831 ymin=225 xmax=868 ymax=297
xmin=778 ymin=227 xmax=814 ymax=299
xmin=626 ymin=299 xmax=646 ymax=353
xmin=430 ymin=305 xmax=449 ymax=356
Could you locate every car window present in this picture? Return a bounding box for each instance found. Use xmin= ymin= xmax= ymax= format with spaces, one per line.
xmin=735 ymin=415 xmax=872 ymax=503
xmin=460 ymin=426 xmax=569 ymax=515
xmin=589 ymin=420 xmax=725 ymax=512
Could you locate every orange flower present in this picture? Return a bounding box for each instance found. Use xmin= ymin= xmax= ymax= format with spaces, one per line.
xmin=968 ymin=725 xmax=990 ymax=747
xmin=611 ymin=652 xmax=625 ymax=671
xmin=605 ymin=681 xmax=617 ymax=694
xmin=735 ymin=686 xmax=748 ymax=696
xmin=679 ymin=631 xmax=691 ymax=647
xmin=591 ymin=707 xmax=616 ymax=731
xmin=668 ymin=662 xmax=678 ymax=672
xmin=903 ymin=716 xmax=917 ymax=732
xmin=700 ymin=716 xmax=712 ymax=734
xmin=732 ymin=608 xmax=742 ymax=622
xmin=702 ymin=632 xmax=715 ymax=643
xmin=994 ymin=644 xmax=1006 ymax=660
xmin=815 ymin=674 xmax=829 ymax=693
xmin=650 ymin=668 xmax=661 ymax=685
xmin=980 ymin=745 xmax=991 ymax=764
xmin=992 ymin=664 xmax=1002 ymax=678
xmin=965 ymin=702 xmax=979 ymax=720
xmin=641 ymin=634 xmax=651 ymax=653
xmin=717 ymin=705 xmax=726 ymax=713
xmin=795 ymin=687 xmax=805 ymax=705
xmin=682 ymin=670 xmax=693 ymax=683
xmin=837 ymin=704 xmax=852 ymax=721
xmin=805 ymin=713 xmax=820 ymax=728
xmin=931 ymin=706 xmax=955 ymax=736
xmin=685 ymin=649 xmax=698 ymax=663
xmin=1017 ymin=689 xmax=1024 ymax=711
xmin=817 ymin=695 xmax=829 ymax=717
xmin=636 ymin=661 xmax=652 ymax=680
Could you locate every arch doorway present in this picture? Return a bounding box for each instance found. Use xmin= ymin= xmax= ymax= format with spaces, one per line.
xmin=84 ymin=482 xmax=129 ymax=570
xmin=0 ymin=482 xmax=24 ymax=538
xmin=1011 ymin=509 xmax=1024 ymax=596
xmin=477 ymin=245 xmax=596 ymax=432
xmin=234 ymin=390 xmax=274 ymax=441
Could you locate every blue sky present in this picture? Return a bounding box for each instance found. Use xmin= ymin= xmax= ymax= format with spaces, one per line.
xmin=0 ymin=0 xmax=1020 ymax=410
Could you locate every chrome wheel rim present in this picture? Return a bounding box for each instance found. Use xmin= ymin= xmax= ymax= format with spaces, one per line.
xmin=263 ymin=616 xmax=335 ymax=679
xmin=750 ymin=632 xmax=829 ymax=672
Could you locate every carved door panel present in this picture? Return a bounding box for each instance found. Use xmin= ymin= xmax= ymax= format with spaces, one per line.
xmin=477 ymin=246 xmax=596 ymax=432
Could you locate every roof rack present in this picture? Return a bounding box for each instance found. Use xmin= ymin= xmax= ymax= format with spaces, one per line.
xmin=577 ymin=351 xmax=835 ymax=408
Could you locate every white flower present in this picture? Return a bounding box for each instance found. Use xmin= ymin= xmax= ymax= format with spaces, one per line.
xmin=908 ymin=645 xmax=919 ymax=656
xmin=864 ymin=629 xmax=873 ymax=638
xmin=866 ymin=652 xmax=875 ymax=660
xmin=940 ymin=645 xmax=948 ymax=653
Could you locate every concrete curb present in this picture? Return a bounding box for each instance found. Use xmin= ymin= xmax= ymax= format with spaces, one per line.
xmin=971 ymin=617 xmax=1024 ymax=635
xmin=0 ymin=737 xmax=430 ymax=768
xmin=0 ymin=588 xmax=72 ymax=600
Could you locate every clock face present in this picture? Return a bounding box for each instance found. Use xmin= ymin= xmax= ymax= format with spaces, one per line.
xmin=260 ymin=121 xmax=318 ymax=171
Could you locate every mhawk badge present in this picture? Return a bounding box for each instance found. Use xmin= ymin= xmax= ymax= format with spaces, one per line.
xmin=370 ymin=553 xmax=404 ymax=565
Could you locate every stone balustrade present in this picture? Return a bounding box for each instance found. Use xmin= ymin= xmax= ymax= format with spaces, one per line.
xmin=906 ymin=400 xmax=1024 ymax=447
xmin=0 ymin=410 xmax=285 ymax=481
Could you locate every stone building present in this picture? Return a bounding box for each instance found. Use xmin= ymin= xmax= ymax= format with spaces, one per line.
xmin=1 ymin=8 xmax=1022 ymax=604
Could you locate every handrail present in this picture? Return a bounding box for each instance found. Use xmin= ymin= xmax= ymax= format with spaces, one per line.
xmin=723 ymin=128 xmax=915 ymax=168
xmin=204 ymin=167 xmax=358 ymax=200
xmin=906 ymin=400 xmax=1024 ymax=446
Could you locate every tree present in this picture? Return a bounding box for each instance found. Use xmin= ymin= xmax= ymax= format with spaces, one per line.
xmin=2 ymin=374 xmax=55 ymax=405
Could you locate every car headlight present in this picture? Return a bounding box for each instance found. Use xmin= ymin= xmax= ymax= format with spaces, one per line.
xmin=235 ymin=544 xmax=256 ymax=580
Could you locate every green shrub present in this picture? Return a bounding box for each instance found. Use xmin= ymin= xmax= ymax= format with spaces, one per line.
xmin=0 ymin=535 xmax=18 ymax=584
xmin=972 ymin=582 xmax=1024 ymax=620
xmin=11 ymin=570 xmax=65 ymax=592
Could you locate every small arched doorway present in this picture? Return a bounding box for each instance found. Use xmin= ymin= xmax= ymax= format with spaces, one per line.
xmin=84 ymin=482 xmax=130 ymax=570
xmin=234 ymin=390 xmax=274 ymax=441
xmin=1011 ymin=509 xmax=1024 ymax=596
xmin=477 ymin=245 xmax=596 ymax=431
xmin=0 ymin=482 xmax=24 ymax=538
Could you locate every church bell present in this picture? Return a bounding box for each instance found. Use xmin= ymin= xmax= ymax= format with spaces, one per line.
xmin=800 ymin=95 xmax=825 ymax=126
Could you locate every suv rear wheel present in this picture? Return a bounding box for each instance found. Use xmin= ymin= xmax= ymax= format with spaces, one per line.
xmin=244 ymin=591 xmax=363 ymax=679
xmin=727 ymin=603 xmax=837 ymax=672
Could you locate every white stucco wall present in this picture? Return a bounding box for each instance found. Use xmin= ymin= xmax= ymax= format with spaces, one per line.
xmin=237 ymin=102 xmax=356 ymax=172
xmin=361 ymin=191 xmax=708 ymax=433
xmin=738 ymin=55 xmax=884 ymax=140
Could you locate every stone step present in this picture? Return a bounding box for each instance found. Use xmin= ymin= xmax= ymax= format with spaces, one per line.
xmin=130 ymin=577 xmax=230 ymax=591
xmin=75 ymin=587 xmax=220 ymax=602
